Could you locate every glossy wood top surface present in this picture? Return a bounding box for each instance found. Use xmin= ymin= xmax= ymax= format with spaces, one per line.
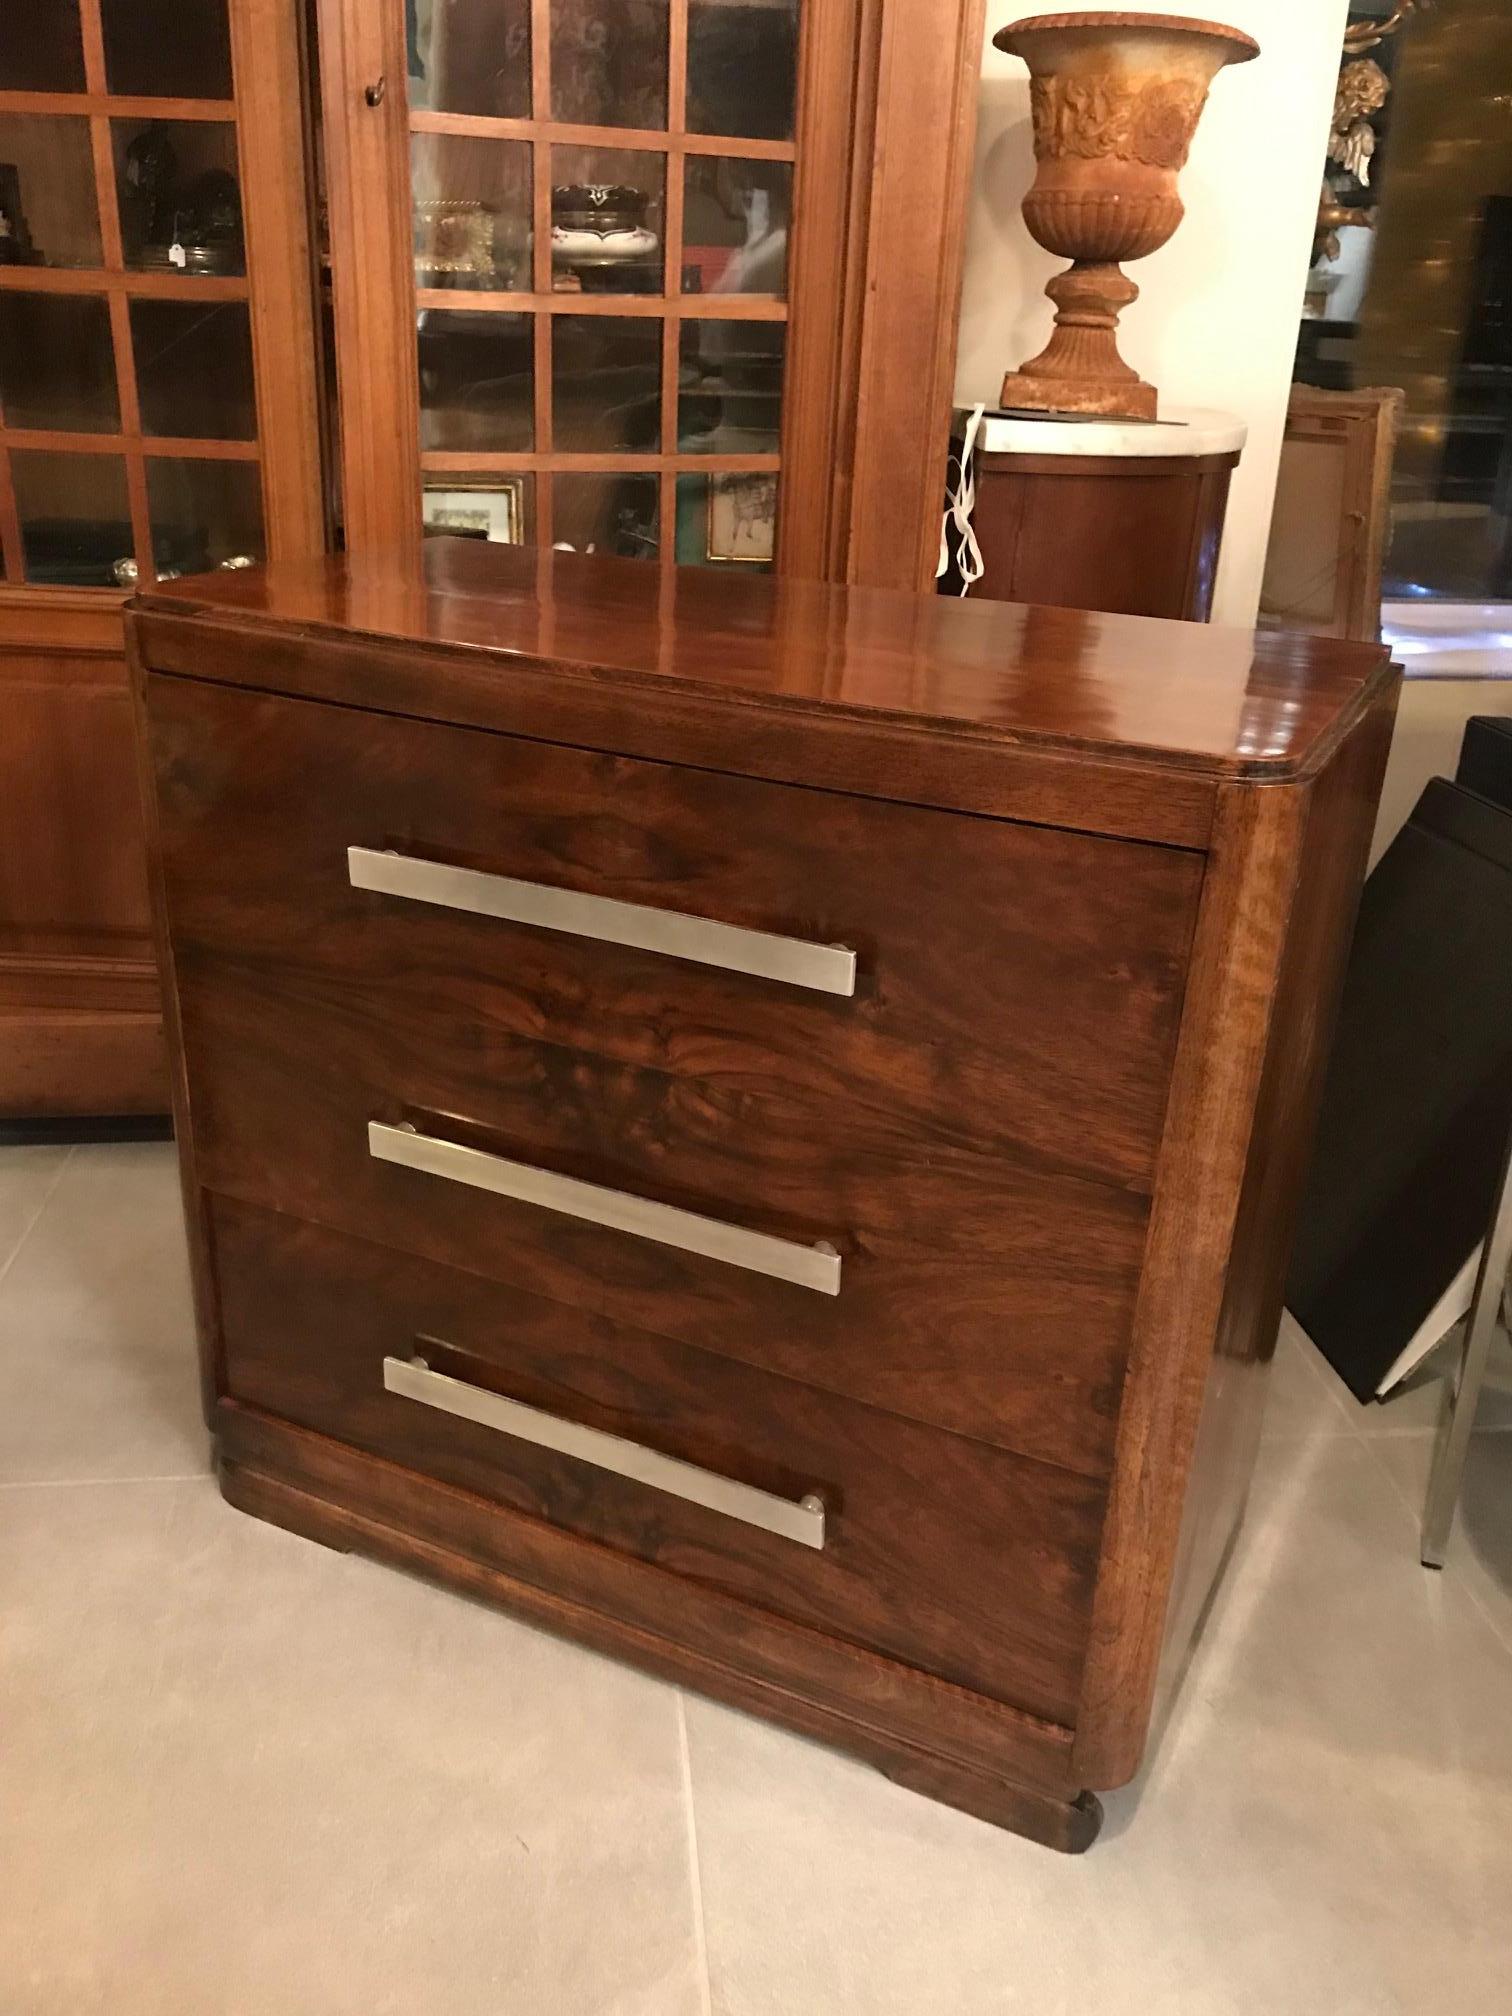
xmin=137 ymin=539 xmax=1394 ymax=780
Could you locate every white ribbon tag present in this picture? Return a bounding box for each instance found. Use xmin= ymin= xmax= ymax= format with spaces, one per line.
xmin=939 ymin=402 xmax=986 ymax=596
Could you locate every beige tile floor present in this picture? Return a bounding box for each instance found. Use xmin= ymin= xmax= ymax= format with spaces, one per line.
xmin=4 ymin=1141 xmax=1512 ymax=2014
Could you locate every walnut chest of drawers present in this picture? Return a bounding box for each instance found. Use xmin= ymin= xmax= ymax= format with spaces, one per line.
xmin=128 ymin=541 xmax=1398 ymax=1852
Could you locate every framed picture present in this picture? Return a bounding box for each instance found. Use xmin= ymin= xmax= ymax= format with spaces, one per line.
xmin=422 ymin=478 xmax=525 ymax=545
xmin=413 ymin=199 xmax=497 ymax=280
xmin=707 ymin=473 xmax=777 ymax=564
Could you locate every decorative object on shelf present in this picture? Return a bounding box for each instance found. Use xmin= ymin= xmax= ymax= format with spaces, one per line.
xmin=125 ymin=127 xmax=245 ymax=276
xmin=114 ymin=549 xmax=239 ymax=590
xmin=0 ymin=162 xmax=42 ymax=265
xmin=995 ymin=11 xmax=1259 ymax=420
xmin=121 ymin=124 xmax=178 ymax=242
xmin=1314 ymin=2 xmax=1431 ymax=266
xmin=413 ymin=199 xmax=501 ymax=285
xmin=1344 ymin=0 xmax=1429 ymax=55
xmin=708 ymin=473 xmax=778 ymax=563
xmin=423 ymin=479 xmax=526 ymax=545
xmin=551 ymin=184 xmax=659 ymax=289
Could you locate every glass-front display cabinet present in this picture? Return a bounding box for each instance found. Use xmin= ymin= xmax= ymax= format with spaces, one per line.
xmin=405 ymin=0 xmax=798 ymax=570
xmin=316 ymin=0 xmax=987 ymax=587
xmin=0 ymin=0 xmax=985 ymax=1117
xmin=0 ymin=0 xmax=323 ymax=1117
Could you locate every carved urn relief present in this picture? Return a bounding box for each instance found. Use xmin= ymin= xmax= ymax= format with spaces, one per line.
xmin=996 ymin=12 xmax=1259 ymax=419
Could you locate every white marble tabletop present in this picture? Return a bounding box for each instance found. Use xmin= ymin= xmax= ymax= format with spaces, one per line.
xmin=959 ymin=404 xmax=1248 ymax=460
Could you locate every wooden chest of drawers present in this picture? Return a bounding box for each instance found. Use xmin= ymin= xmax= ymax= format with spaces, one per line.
xmin=128 ymin=541 xmax=1398 ymax=1852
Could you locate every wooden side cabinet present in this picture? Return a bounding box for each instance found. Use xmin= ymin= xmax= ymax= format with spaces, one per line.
xmin=955 ymin=408 xmax=1246 ymax=622
xmin=0 ymin=0 xmax=325 ymax=1118
xmin=130 ymin=544 xmax=1398 ymax=1851
xmin=0 ymin=598 xmax=164 ymax=1115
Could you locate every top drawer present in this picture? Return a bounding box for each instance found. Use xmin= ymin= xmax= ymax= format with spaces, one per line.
xmin=147 ymin=675 xmax=1201 ymax=1194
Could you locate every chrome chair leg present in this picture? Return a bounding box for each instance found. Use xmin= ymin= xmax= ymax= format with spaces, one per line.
xmin=1422 ymin=1125 xmax=1512 ymax=1568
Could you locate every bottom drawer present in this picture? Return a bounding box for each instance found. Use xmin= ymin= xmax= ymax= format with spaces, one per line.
xmin=209 ymin=1196 xmax=1106 ymax=1727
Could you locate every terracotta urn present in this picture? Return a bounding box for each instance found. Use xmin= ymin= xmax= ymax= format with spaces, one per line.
xmin=996 ymin=12 xmax=1258 ymax=420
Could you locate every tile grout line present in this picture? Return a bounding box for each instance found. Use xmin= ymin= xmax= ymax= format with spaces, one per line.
xmin=0 ymin=1145 xmax=76 ymax=1292
xmin=675 ymin=1691 xmax=715 ymax=2016
xmin=0 ymin=1473 xmax=211 ymax=1491
xmin=1277 ymin=1320 xmax=1367 ymax=1437
xmin=1357 ymin=1428 xmax=1512 ymax=1668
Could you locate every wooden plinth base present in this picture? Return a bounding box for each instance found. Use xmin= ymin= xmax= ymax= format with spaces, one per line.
xmin=1000 ymin=260 xmax=1157 ymax=422
xmin=998 ymin=371 xmax=1157 ymax=422
xmin=217 ymin=1430 xmax=1104 ymax=1855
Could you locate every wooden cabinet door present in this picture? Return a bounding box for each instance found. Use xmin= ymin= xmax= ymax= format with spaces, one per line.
xmin=0 ymin=0 xmax=327 ymax=1116
xmin=316 ymin=0 xmax=986 ymax=590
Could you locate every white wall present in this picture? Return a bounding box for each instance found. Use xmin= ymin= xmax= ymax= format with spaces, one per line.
xmin=954 ymin=0 xmax=1349 ymax=627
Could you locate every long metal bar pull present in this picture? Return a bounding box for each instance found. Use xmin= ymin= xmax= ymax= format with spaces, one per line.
xmin=348 ymin=846 xmax=857 ymax=998
xmin=384 ymin=1354 xmax=827 ymax=1550
xmin=369 ymin=1122 xmax=843 ymax=1296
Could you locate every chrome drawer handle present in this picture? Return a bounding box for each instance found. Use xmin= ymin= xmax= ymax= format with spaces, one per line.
xmin=369 ymin=1121 xmax=843 ymax=1296
xmin=348 ymin=846 xmax=857 ymax=998
xmin=384 ymin=1353 xmax=827 ymax=1550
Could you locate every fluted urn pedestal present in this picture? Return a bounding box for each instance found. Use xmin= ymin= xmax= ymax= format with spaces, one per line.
xmin=997 ymin=12 xmax=1259 ymax=421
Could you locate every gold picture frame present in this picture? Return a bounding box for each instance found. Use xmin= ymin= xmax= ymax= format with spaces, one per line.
xmin=706 ymin=473 xmax=777 ymax=564
xmin=422 ymin=476 xmax=526 ymax=546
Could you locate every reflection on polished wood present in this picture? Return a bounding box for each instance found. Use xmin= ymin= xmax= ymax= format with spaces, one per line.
xmin=141 ymin=537 xmax=1390 ymax=787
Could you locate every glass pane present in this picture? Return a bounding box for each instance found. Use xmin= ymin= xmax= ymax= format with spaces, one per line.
xmin=100 ymin=0 xmax=234 ymax=101
xmin=553 ymin=472 xmax=659 ymax=559
xmin=146 ymin=456 xmax=264 ymax=577
xmin=409 ymin=0 xmax=531 ymax=119
xmin=682 ymin=157 xmax=790 ymax=297
xmin=551 ymin=0 xmax=668 ymax=130
xmin=553 ymin=315 xmax=661 ymax=452
xmin=417 ymin=309 xmax=533 ymax=452
xmin=552 ymin=149 xmax=665 ymax=296
xmin=1293 ymin=2 xmax=1512 ymax=606
xmin=113 ymin=120 xmax=244 ymax=275
xmin=412 ymin=134 xmax=531 ymax=293
xmin=0 ymin=295 xmax=119 ymax=432
xmin=130 ymin=300 xmax=257 ymax=440
xmin=675 ymin=471 xmax=777 ymax=569
xmin=423 ymin=473 xmax=535 ymax=545
xmin=687 ymin=0 xmax=799 ymax=141
xmin=677 ymin=319 xmax=784 ymax=453
xmin=0 ymin=116 xmax=102 ymax=269
xmin=0 ymin=1 xmax=86 ymax=94
xmin=11 ymin=451 xmax=132 ymax=588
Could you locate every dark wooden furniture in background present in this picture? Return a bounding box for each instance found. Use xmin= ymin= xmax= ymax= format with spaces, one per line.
xmin=1260 ymin=385 xmax=1404 ymax=644
xmin=958 ymin=409 xmax=1244 ymax=623
xmin=130 ymin=541 xmax=1397 ymax=1851
xmin=2 ymin=0 xmax=994 ymax=1118
xmin=0 ymin=0 xmax=324 ymax=1117
xmin=315 ymin=0 xmax=987 ymax=589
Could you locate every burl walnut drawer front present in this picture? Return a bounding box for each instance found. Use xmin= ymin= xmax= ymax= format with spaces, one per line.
xmin=211 ymin=1197 xmax=1105 ymax=1727
xmin=150 ymin=677 xmax=1202 ymax=1475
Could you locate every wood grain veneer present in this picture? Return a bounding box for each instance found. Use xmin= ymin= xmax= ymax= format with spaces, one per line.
xmin=130 ymin=540 xmax=1398 ymax=1850
xmin=970 ymin=450 xmax=1239 ymax=622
